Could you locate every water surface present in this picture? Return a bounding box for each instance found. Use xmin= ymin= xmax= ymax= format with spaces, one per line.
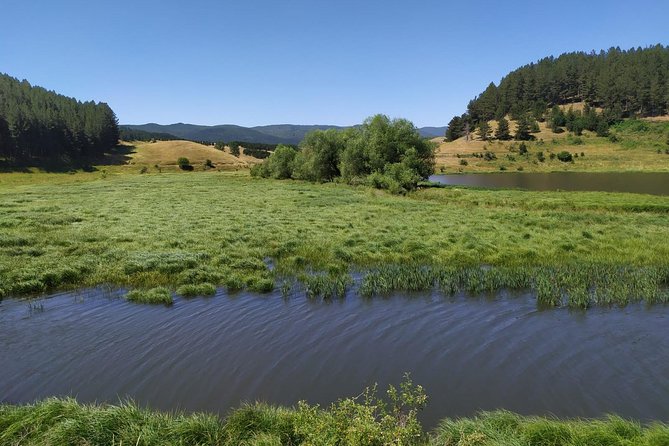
xmin=2 ymin=289 xmax=668 ymax=428
xmin=430 ymin=172 xmax=669 ymax=195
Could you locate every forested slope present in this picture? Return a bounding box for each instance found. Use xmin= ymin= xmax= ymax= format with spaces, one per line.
xmin=447 ymin=45 xmax=669 ymax=140
xmin=0 ymin=74 xmax=119 ymax=163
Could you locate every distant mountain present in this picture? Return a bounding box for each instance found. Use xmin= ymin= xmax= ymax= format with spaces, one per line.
xmin=122 ymin=123 xmax=445 ymax=145
xmin=417 ymin=126 xmax=447 ymax=138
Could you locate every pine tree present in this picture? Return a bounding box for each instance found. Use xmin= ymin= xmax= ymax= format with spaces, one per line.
xmin=514 ymin=114 xmax=533 ymax=140
xmin=495 ymin=118 xmax=511 ymax=140
xmin=477 ymin=121 xmax=491 ymax=141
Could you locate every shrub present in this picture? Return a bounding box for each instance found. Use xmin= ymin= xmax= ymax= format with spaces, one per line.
xmin=459 ymin=159 xmax=468 ymax=166
xmin=483 ymin=151 xmax=496 ymax=161
xmin=177 ymin=157 xmax=193 ymax=170
xmin=518 ymin=142 xmax=528 ymax=155
xmin=557 ymin=151 xmax=572 ymax=162
xmin=204 ymin=159 xmax=214 ymax=169
xmin=139 ymin=166 xmax=148 ymax=174
xmin=537 ymin=151 xmax=545 ymax=162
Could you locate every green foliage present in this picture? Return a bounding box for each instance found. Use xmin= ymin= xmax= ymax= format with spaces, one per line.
xmin=477 ymin=120 xmax=491 ymax=141
xmin=557 ymin=151 xmax=573 ymax=162
xmin=293 ymin=129 xmax=347 ymax=181
xmin=0 ymin=73 xmax=119 ymax=163
xmin=445 ymin=115 xmax=466 ymax=141
xmin=495 ymin=118 xmax=512 ymax=140
xmin=176 ymin=282 xmax=217 ymax=297
xmin=432 ymin=411 xmax=666 ymax=446
xmin=464 ymin=45 xmax=669 ymax=124
xmin=119 ymin=127 xmax=178 ymax=142
xmin=177 ymin=157 xmax=192 ymax=170
xmin=265 ymin=145 xmax=297 ymax=179
xmin=255 ymin=114 xmax=435 ymax=193
xmin=125 ymin=287 xmax=173 ymax=305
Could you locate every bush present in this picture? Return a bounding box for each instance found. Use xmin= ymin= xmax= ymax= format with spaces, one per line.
xmin=459 ymin=159 xmax=468 ymax=166
xmin=483 ymin=151 xmax=496 ymax=161
xmin=557 ymin=151 xmax=573 ymax=162
xmin=204 ymin=159 xmax=214 ymax=169
xmin=177 ymin=157 xmax=193 ymax=171
xmin=518 ymin=142 xmax=528 ymax=155
xmin=537 ymin=151 xmax=545 ymax=162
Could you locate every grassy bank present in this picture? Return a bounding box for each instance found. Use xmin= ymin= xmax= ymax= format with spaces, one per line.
xmin=435 ymin=118 xmax=669 ymax=173
xmin=1 ymin=170 xmax=668 ymax=307
xmin=2 ymin=397 xmax=668 ymax=446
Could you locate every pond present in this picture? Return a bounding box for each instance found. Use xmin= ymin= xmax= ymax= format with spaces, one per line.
xmin=429 ymin=172 xmax=669 ymax=195
xmin=2 ymin=288 xmax=668 ymax=429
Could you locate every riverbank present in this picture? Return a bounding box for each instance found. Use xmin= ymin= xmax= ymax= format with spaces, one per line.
xmin=2 ymin=397 xmax=668 ymax=446
xmin=1 ymin=171 xmax=668 ymax=307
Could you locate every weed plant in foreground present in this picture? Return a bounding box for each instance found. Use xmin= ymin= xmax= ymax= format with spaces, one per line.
xmin=0 ymin=171 xmax=668 ymax=308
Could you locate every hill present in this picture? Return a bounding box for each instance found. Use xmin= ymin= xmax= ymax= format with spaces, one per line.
xmin=122 ymin=140 xmax=263 ymax=170
xmin=123 ymin=123 xmax=447 ymax=145
xmin=435 ymin=113 xmax=669 ymax=173
xmin=448 ymin=45 xmax=669 ymax=138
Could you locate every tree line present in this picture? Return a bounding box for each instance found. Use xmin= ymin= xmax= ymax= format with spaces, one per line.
xmin=0 ymin=73 xmax=119 ymax=162
xmin=119 ymin=127 xmax=179 ymax=142
xmin=447 ymin=45 xmax=669 ymax=141
xmin=251 ymin=114 xmax=435 ymax=194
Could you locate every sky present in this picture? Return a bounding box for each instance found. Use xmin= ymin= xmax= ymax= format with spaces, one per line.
xmin=1 ymin=0 xmax=668 ymax=128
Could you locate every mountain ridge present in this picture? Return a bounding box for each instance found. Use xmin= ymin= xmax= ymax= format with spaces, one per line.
xmin=122 ymin=123 xmax=446 ymax=145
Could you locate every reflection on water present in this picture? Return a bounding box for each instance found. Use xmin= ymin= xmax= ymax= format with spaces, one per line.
xmin=430 ymin=172 xmax=669 ymax=195
xmin=2 ymin=288 xmax=668 ymax=428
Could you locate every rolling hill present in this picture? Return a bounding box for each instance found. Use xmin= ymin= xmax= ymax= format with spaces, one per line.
xmin=122 ymin=123 xmax=447 ymax=145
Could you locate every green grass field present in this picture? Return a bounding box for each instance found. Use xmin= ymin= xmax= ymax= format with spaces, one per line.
xmin=1 ymin=170 xmax=668 ymax=307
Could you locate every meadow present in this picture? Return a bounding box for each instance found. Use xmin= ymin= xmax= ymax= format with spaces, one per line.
xmin=1 ymin=169 xmax=668 ymax=308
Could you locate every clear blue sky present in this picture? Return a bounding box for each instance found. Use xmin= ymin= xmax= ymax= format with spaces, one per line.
xmin=1 ymin=0 xmax=668 ymax=127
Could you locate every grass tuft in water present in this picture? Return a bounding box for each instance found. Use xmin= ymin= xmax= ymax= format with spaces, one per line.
xmin=176 ymin=283 xmax=217 ymax=297
xmin=125 ymin=287 xmax=173 ymax=305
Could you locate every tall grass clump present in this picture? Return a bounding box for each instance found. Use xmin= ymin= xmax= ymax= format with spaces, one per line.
xmin=125 ymin=287 xmax=173 ymax=305
xmin=431 ymin=411 xmax=668 ymax=446
xmin=302 ymin=273 xmax=353 ymax=299
xmin=176 ymin=282 xmax=217 ymax=297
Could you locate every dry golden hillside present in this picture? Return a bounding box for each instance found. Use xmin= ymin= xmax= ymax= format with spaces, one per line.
xmin=122 ymin=140 xmax=263 ymax=170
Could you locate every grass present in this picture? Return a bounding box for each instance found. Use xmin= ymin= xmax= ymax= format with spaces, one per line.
xmin=125 ymin=287 xmax=173 ymax=305
xmin=2 ymin=397 xmax=669 ymax=446
xmin=0 ymin=170 xmax=668 ymax=308
xmin=125 ymin=140 xmax=264 ymax=171
xmin=176 ymin=282 xmax=217 ymax=297
xmin=432 ymin=410 xmax=669 ymax=446
xmin=435 ymin=118 xmax=669 ymax=173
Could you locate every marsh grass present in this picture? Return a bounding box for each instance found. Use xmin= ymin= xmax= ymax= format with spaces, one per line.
xmin=3 ymin=397 xmax=669 ymax=446
xmin=176 ymin=282 xmax=217 ymax=297
xmin=432 ymin=410 xmax=669 ymax=446
xmin=1 ymin=171 xmax=668 ymax=308
xmin=125 ymin=287 xmax=173 ymax=305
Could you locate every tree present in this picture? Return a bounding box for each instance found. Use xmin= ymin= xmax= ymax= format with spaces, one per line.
xmin=445 ymin=116 xmax=464 ymax=141
xmin=266 ymin=145 xmax=297 ymax=179
xmin=495 ymin=118 xmax=511 ymax=140
xmin=294 ymin=129 xmax=347 ymax=181
xmin=514 ymin=115 xmax=533 ymax=141
xmin=477 ymin=121 xmax=491 ymax=141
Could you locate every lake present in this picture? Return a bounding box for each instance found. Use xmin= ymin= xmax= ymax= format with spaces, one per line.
xmin=2 ymin=288 xmax=668 ymax=429
xmin=429 ymin=172 xmax=669 ymax=195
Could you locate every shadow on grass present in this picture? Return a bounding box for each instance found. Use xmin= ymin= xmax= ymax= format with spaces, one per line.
xmin=0 ymin=144 xmax=136 ymax=173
